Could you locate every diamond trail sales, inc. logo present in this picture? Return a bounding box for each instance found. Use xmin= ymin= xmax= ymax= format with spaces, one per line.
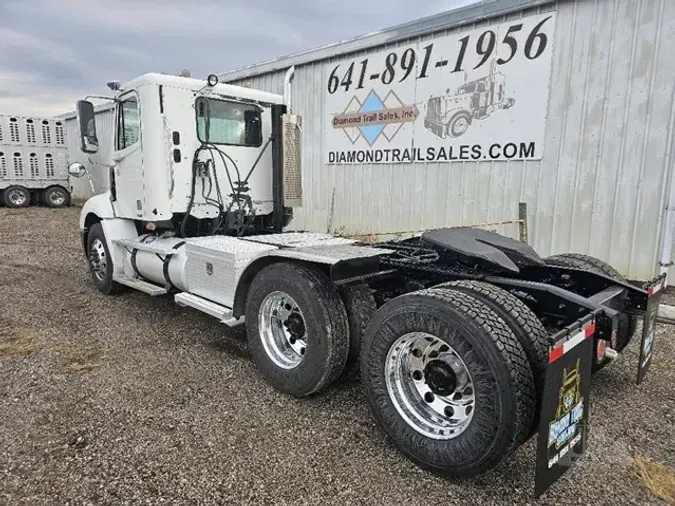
xmin=331 ymin=90 xmax=419 ymax=146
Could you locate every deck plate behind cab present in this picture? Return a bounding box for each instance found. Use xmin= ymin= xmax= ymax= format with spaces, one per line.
xmin=242 ymin=232 xmax=356 ymax=248
xmin=421 ymin=227 xmax=544 ymax=273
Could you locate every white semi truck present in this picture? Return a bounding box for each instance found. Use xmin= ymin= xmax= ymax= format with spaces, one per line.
xmin=69 ymin=72 xmax=665 ymax=497
xmin=0 ymin=114 xmax=71 ymax=207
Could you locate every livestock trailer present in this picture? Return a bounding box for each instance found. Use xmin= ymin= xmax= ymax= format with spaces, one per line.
xmin=0 ymin=114 xmax=71 ymax=207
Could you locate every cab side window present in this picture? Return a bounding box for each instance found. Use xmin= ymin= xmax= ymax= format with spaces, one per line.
xmin=117 ymin=97 xmax=140 ymax=150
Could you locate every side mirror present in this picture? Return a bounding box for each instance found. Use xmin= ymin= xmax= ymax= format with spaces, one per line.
xmin=68 ymin=162 xmax=87 ymax=178
xmin=76 ymin=100 xmax=99 ymax=154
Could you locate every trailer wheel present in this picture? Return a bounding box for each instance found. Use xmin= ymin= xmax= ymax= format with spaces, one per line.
xmin=545 ymin=253 xmax=638 ymax=355
xmin=42 ymin=186 xmax=70 ymax=208
xmin=340 ymin=283 xmax=377 ymax=374
xmin=447 ymin=111 xmax=471 ymax=138
xmin=434 ymin=280 xmax=548 ymax=437
xmin=361 ymin=288 xmax=535 ymax=477
xmin=86 ymin=223 xmax=123 ymax=295
xmin=245 ymin=262 xmax=349 ymax=397
xmin=3 ymin=185 xmax=30 ymax=208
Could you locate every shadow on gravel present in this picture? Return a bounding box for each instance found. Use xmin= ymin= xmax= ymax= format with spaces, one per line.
xmin=205 ymin=328 xmax=251 ymax=360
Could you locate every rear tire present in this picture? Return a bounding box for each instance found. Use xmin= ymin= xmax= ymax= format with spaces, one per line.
xmin=245 ymin=262 xmax=349 ymax=397
xmin=434 ymin=280 xmax=548 ymax=437
xmin=361 ymin=288 xmax=535 ymax=477
xmin=545 ymin=253 xmax=638 ymax=354
xmin=340 ymin=283 xmax=377 ymax=374
xmin=42 ymin=186 xmax=70 ymax=208
xmin=3 ymin=185 xmax=30 ymax=208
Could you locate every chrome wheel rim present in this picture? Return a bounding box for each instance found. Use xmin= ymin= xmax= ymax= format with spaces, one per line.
xmin=8 ymin=189 xmax=27 ymax=206
xmin=259 ymin=291 xmax=307 ymax=369
xmin=48 ymin=189 xmax=66 ymax=206
xmin=89 ymin=238 xmax=107 ymax=281
xmin=385 ymin=332 xmax=475 ymax=440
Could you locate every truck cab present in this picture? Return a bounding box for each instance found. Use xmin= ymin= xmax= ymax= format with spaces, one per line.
xmin=74 ymin=73 xmax=293 ymax=239
xmin=68 ymin=71 xmax=384 ymax=338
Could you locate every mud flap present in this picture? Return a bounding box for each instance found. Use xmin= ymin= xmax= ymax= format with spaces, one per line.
xmin=534 ymin=314 xmax=597 ymax=498
xmin=637 ymin=274 xmax=666 ymax=385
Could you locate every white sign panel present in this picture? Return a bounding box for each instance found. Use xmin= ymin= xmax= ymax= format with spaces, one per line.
xmin=325 ymin=13 xmax=556 ymax=164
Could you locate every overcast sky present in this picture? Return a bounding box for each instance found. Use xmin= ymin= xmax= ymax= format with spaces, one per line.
xmin=0 ymin=0 xmax=478 ymax=118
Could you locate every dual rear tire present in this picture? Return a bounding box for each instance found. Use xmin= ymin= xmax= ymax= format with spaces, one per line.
xmin=1 ymin=185 xmax=70 ymax=208
xmin=245 ymin=262 xmax=375 ymax=397
xmin=361 ymin=286 xmax=539 ymax=477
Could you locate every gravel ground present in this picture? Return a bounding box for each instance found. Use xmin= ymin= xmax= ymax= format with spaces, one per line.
xmin=1 ymin=206 xmax=674 ymax=505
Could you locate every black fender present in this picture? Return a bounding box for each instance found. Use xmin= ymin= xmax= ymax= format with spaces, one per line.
xmin=231 ymin=254 xmax=383 ymax=318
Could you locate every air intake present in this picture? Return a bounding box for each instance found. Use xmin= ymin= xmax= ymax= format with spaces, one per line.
xmin=282 ymin=114 xmax=302 ymax=208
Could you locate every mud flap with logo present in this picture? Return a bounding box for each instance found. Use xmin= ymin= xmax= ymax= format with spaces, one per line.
xmin=534 ymin=314 xmax=596 ymax=498
xmin=637 ymin=276 xmax=665 ymax=385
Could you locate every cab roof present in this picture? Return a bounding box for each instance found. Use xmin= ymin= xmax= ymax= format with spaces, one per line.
xmin=121 ymin=73 xmax=284 ymax=104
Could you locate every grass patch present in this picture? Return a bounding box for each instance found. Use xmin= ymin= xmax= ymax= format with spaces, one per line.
xmin=66 ymin=350 xmax=102 ymax=373
xmin=0 ymin=333 xmax=36 ymax=357
xmin=631 ymin=455 xmax=675 ymax=505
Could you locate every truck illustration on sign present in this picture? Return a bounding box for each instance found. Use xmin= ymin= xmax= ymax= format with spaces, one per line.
xmin=424 ymin=62 xmax=515 ymax=139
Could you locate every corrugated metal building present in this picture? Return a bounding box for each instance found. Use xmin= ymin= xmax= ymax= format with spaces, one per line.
xmin=218 ymin=0 xmax=675 ymax=281
xmin=60 ymin=104 xmax=115 ymax=198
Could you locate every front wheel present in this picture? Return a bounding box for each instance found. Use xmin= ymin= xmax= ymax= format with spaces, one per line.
xmin=86 ymin=223 xmax=123 ymax=295
xmin=245 ymin=262 xmax=349 ymax=397
xmin=361 ymin=288 xmax=535 ymax=477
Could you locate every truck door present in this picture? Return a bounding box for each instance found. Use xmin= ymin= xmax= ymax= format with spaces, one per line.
xmin=111 ymin=92 xmax=144 ymax=218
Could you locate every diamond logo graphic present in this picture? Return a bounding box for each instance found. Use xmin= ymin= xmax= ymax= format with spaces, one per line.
xmin=341 ymin=96 xmax=362 ymax=144
xmin=331 ymin=90 xmax=419 ymax=146
xmin=359 ymin=91 xmax=386 ymax=144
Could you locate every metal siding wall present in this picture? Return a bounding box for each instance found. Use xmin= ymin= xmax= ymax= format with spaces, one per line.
xmin=64 ymin=108 xmax=116 ymax=198
xmin=229 ymin=0 xmax=675 ymax=280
